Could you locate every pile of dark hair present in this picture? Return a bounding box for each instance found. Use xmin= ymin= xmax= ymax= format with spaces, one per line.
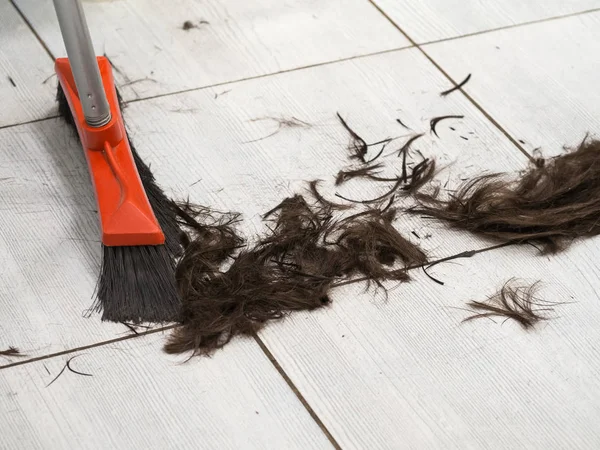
xmin=167 ymin=195 xmax=429 ymax=355
xmin=413 ymin=137 xmax=600 ymax=253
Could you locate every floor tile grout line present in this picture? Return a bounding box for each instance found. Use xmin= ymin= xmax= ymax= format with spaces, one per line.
xmin=253 ymin=334 xmax=343 ymax=450
xmin=0 ymin=229 xmax=518 ymax=372
xmin=0 ymin=115 xmax=61 ymax=132
xmin=0 ymin=238 xmax=510 ymax=370
xmin=419 ymin=6 xmax=600 ymax=46
xmin=367 ymin=0 xmax=534 ymax=161
xmin=0 ymin=325 xmax=177 ymax=370
xmin=3 ymin=1 xmax=598 ymax=134
xmin=0 ymin=47 xmax=412 ymax=132
xmin=4 ymin=3 xmax=599 ymax=132
xmin=10 ymin=0 xmax=56 ymax=61
xmin=38 ymin=0 xmax=600 ymax=110
xmin=123 ymin=46 xmax=412 ymax=105
xmin=250 ymin=241 xmax=520 ymax=449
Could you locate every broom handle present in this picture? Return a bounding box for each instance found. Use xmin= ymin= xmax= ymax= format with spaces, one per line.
xmin=53 ymin=0 xmax=111 ymax=127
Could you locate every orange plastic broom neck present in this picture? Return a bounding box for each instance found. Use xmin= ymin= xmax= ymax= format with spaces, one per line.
xmin=55 ymin=56 xmax=165 ymax=246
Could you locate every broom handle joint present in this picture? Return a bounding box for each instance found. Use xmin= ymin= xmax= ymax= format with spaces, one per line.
xmin=53 ymin=0 xmax=111 ymax=127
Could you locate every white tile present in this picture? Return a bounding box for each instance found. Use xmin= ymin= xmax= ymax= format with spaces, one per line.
xmin=0 ymin=333 xmax=333 ymax=450
xmin=374 ymin=0 xmax=600 ymax=43
xmin=426 ymin=11 xmax=600 ymax=153
xmin=0 ymin=2 xmax=57 ymax=127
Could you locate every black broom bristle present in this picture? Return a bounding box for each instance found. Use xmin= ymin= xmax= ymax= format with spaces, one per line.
xmin=95 ymin=244 xmax=180 ymax=323
xmin=56 ymin=81 xmax=182 ymax=323
xmin=129 ymin=143 xmax=182 ymax=257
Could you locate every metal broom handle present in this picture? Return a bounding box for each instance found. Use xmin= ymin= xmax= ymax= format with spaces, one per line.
xmin=53 ymin=0 xmax=111 ymax=127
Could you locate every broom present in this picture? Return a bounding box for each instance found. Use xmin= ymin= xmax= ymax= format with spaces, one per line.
xmin=52 ymin=0 xmax=182 ymax=323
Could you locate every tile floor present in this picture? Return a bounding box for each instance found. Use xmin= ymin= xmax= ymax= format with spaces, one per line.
xmin=2 ymin=1 xmax=600 ymax=448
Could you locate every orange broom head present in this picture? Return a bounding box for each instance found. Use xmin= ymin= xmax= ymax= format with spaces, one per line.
xmin=55 ymin=56 xmax=165 ymax=247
